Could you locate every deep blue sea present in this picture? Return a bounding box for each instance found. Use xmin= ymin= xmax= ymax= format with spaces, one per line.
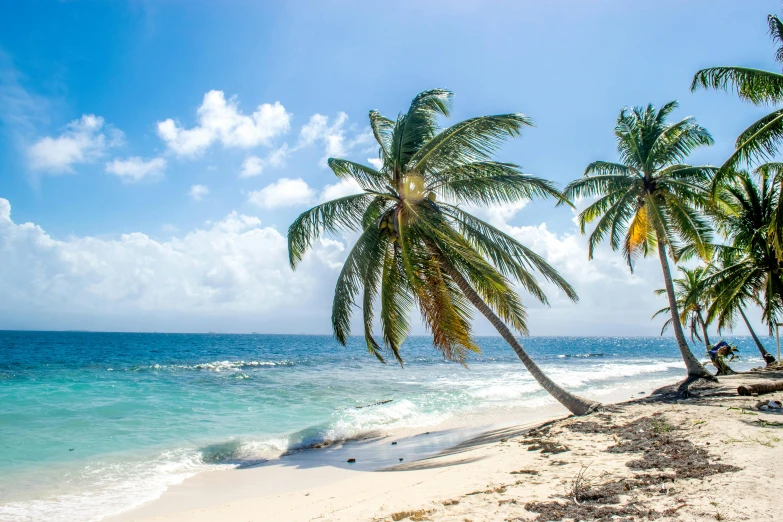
xmin=0 ymin=332 xmax=771 ymax=521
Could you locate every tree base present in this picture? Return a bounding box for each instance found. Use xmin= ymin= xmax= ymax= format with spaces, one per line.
xmin=650 ymin=374 xmax=719 ymax=401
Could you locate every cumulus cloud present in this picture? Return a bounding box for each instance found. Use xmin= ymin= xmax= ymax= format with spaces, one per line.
xmin=239 ymin=144 xmax=289 ymax=178
xmin=297 ymin=112 xmax=373 ymax=167
xmin=247 ymin=178 xmax=315 ymax=209
xmin=105 ymin=156 xmax=166 ymax=183
xmin=320 ymin=178 xmax=363 ymax=201
xmin=247 ymin=176 xmax=365 ymax=210
xmin=0 ymin=194 xmax=769 ymax=336
xmin=240 ymin=156 xmax=264 ymax=177
xmin=189 ymin=184 xmax=209 ymax=201
xmin=28 ymin=115 xmax=122 ymax=173
xmin=0 ymin=197 xmax=345 ymax=332
xmin=157 ymin=90 xmax=291 ymax=157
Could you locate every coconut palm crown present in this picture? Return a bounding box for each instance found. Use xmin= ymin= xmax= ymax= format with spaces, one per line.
xmin=652 ymin=266 xmax=714 ymax=350
xmin=288 ymin=89 xmax=599 ymax=415
xmin=708 ymin=168 xmax=783 ymax=355
xmin=691 ymin=13 xmax=783 ymax=253
xmin=564 ymin=101 xmax=716 ymax=380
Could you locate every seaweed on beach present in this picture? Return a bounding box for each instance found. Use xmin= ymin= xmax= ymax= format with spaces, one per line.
xmin=521 ymin=500 xmax=662 ymax=522
xmin=606 ymin=416 xmax=741 ymax=479
xmin=565 ymin=420 xmax=610 ymax=434
xmin=521 ymin=438 xmax=569 ymax=454
xmin=519 ymin=414 xmax=741 ymax=521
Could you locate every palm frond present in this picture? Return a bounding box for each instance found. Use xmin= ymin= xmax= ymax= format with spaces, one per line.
xmin=288 ymin=193 xmax=375 ymax=268
xmin=332 ymin=226 xmax=385 ymax=345
xmin=720 ymin=109 xmax=783 ymax=176
xmin=410 ymin=114 xmax=533 ymax=175
xmin=369 ymin=109 xmax=394 ymax=159
xmin=445 ymin=206 xmax=579 ymax=302
xmin=328 ymin=158 xmax=388 ymax=192
xmin=691 ymin=67 xmax=783 ymax=105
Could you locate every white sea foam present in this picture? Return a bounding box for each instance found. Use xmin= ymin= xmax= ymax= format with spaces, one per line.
xmin=0 ymin=449 xmax=213 ymax=522
xmin=143 ymin=360 xmax=294 ymax=372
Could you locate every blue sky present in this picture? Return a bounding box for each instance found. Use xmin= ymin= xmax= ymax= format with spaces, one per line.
xmin=0 ymin=0 xmax=780 ymax=336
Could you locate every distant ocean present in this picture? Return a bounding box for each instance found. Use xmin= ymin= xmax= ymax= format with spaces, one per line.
xmin=0 ymin=331 xmax=771 ymax=521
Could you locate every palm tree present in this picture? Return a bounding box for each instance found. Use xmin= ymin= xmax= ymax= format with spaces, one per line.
xmin=708 ymin=249 xmax=776 ymax=365
xmin=564 ymin=102 xmax=716 ymax=380
xmin=691 ymin=13 xmax=783 ymax=254
xmin=288 ymin=89 xmax=599 ymax=415
xmin=652 ymin=266 xmax=714 ymax=352
xmin=707 ymin=168 xmax=782 ymax=364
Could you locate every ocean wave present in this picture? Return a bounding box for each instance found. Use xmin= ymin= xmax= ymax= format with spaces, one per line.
xmin=0 ymin=448 xmax=210 ymax=522
xmin=128 ymin=360 xmax=295 ymax=372
xmin=556 ymin=353 xmax=619 ymax=358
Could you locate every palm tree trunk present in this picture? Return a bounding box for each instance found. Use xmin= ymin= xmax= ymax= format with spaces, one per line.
xmin=441 ymin=260 xmax=599 ymax=416
xmin=655 ymin=237 xmax=715 ymax=379
xmin=697 ymin=310 xmax=711 ymax=350
xmin=739 ymin=306 xmax=776 ymax=365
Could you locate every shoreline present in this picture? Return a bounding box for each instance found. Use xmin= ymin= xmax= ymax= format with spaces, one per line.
xmin=108 ymin=381 xmax=667 ymax=522
xmin=107 ymin=370 xmax=783 ymax=521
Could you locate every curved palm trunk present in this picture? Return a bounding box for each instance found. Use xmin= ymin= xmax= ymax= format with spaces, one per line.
xmin=442 ymin=261 xmax=599 ymax=416
xmin=696 ymin=310 xmax=711 ymax=350
xmin=656 ymin=237 xmax=715 ymax=379
xmin=739 ymin=306 xmax=776 ymax=365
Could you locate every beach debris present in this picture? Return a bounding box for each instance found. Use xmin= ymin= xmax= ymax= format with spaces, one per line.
xmin=391 ymin=441 xmax=397 ymax=445
xmin=738 ymin=381 xmax=783 ymax=396
xmin=441 ymin=499 xmax=460 ymax=506
xmin=466 ymin=485 xmax=507 ymax=496
xmin=522 ymin=438 xmax=569 ymax=454
xmin=347 ymin=458 xmax=356 ymax=463
xmin=524 ymin=500 xmax=662 ymax=521
xmin=510 ymin=469 xmax=539 ymax=475
xmin=355 ymin=399 xmax=393 ymax=409
xmin=566 ymin=463 xmax=594 ymax=504
xmin=754 ymin=399 xmax=783 ymax=410
xmin=390 ymin=509 xmax=432 ymax=521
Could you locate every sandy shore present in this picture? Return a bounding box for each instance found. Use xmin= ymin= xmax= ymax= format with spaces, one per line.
xmin=109 ymin=371 xmax=783 ymax=521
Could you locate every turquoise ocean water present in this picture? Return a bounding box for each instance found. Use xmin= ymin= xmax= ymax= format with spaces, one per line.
xmin=0 ymin=332 xmax=771 ymax=520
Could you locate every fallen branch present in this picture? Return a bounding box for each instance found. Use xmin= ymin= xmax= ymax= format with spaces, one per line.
xmin=737 ymin=382 xmax=783 ymax=396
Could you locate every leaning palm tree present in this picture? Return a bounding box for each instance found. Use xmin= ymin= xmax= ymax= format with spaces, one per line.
xmin=288 ymin=89 xmax=599 ymax=415
xmin=691 ymin=13 xmax=783 ymax=253
xmin=564 ymin=102 xmax=716 ymax=380
xmin=708 ymin=168 xmax=782 ymax=364
xmin=652 ymin=266 xmax=714 ymax=352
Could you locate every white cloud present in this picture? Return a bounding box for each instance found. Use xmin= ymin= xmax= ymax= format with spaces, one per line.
xmin=189 ymin=184 xmax=209 ymax=202
xmin=0 ymin=197 xmax=345 ymax=332
xmin=298 ymin=112 xmax=359 ymax=167
xmin=28 ymin=115 xmax=123 ymax=173
xmin=0 ymin=194 xmax=772 ymax=337
xmin=105 ymin=156 xmax=166 ymax=183
xmin=240 ymin=156 xmax=264 ymax=177
xmin=239 ymin=144 xmax=290 ymax=178
xmin=320 ymin=178 xmax=363 ymax=201
xmin=247 ymin=178 xmax=315 ymax=209
xmin=157 ymin=90 xmax=291 ymax=157
xmin=367 ymin=157 xmax=383 ymax=169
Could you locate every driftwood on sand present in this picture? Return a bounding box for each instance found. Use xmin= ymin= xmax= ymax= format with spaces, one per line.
xmin=737 ymin=381 xmax=783 ymax=396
